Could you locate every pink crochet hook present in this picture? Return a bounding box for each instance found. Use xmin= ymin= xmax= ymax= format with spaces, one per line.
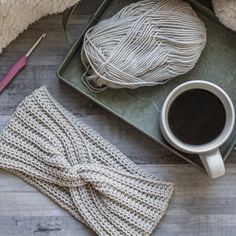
xmin=0 ymin=34 xmax=47 ymax=94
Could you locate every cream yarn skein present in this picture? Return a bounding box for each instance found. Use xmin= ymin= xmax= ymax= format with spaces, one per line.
xmin=81 ymin=0 xmax=206 ymax=90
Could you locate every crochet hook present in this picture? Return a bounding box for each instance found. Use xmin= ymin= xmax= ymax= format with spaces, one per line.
xmin=0 ymin=34 xmax=47 ymax=94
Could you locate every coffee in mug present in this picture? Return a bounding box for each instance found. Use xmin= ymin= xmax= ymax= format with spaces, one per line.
xmin=168 ymin=89 xmax=226 ymax=145
xmin=160 ymin=81 xmax=235 ymax=179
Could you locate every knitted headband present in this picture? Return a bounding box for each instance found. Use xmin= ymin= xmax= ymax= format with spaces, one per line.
xmin=0 ymin=87 xmax=174 ymax=236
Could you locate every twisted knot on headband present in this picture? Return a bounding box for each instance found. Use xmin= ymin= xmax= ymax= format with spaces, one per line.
xmin=81 ymin=0 xmax=206 ymax=91
xmin=0 ymin=87 xmax=174 ymax=235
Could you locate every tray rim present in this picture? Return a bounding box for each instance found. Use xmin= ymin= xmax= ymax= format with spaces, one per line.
xmin=57 ymin=0 xmax=236 ymax=169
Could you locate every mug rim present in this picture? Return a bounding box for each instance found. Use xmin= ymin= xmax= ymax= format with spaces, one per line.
xmin=160 ymin=80 xmax=235 ymax=154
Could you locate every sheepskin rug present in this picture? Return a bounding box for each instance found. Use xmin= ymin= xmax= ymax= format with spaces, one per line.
xmin=0 ymin=0 xmax=79 ymax=53
xmin=212 ymin=0 xmax=236 ymax=31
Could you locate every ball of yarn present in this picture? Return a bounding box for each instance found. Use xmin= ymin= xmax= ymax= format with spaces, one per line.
xmin=81 ymin=0 xmax=206 ymax=90
xmin=212 ymin=0 xmax=236 ymax=31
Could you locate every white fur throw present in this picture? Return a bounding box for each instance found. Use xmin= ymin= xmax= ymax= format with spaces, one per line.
xmin=212 ymin=0 xmax=236 ymax=31
xmin=0 ymin=0 xmax=79 ymax=53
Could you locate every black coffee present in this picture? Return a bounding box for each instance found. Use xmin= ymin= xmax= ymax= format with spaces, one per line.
xmin=168 ymin=89 xmax=226 ymax=145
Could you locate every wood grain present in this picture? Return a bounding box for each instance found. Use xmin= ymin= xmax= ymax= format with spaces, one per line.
xmin=1 ymin=0 xmax=236 ymax=235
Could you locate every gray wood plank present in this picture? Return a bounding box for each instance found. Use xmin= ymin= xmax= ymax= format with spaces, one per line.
xmin=0 ymin=216 xmax=95 ymax=236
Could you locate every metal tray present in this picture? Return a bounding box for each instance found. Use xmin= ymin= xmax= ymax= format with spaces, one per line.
xmin=57 ymin=0 xmax=236 ymax=169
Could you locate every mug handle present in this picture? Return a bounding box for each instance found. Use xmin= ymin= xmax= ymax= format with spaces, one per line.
xmin=199 ymin=149 xmax=225 ymax=178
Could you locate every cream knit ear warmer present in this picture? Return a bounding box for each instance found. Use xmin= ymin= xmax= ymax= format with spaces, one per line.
xmin=0 ymin=87 xmax=174 ymax=236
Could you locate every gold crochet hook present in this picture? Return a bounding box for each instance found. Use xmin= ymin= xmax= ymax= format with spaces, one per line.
xmin=26 ymin=33 xmax=47 ymax=57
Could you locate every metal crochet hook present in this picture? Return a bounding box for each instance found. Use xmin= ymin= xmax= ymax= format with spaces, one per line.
xmin=26 ymin=34 xmax=46 ymax=57
xmin=0 ymin=34 xmax=47 ymax=94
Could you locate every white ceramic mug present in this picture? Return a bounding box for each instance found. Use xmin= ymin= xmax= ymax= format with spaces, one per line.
xmin=160 ymin=80 xmax=235 ymax=178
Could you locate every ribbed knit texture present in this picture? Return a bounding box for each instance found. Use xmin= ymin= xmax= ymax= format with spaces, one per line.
xmin=0 ymin=87 xmax=174 ymax=236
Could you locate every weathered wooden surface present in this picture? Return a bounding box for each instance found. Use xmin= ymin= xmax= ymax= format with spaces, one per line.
xmin=0 ymin=0 xmax=236 ymax=235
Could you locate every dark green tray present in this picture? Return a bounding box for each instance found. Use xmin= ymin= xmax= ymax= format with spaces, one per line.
xmin=57 ymin=0 xmax=236 ymax=169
